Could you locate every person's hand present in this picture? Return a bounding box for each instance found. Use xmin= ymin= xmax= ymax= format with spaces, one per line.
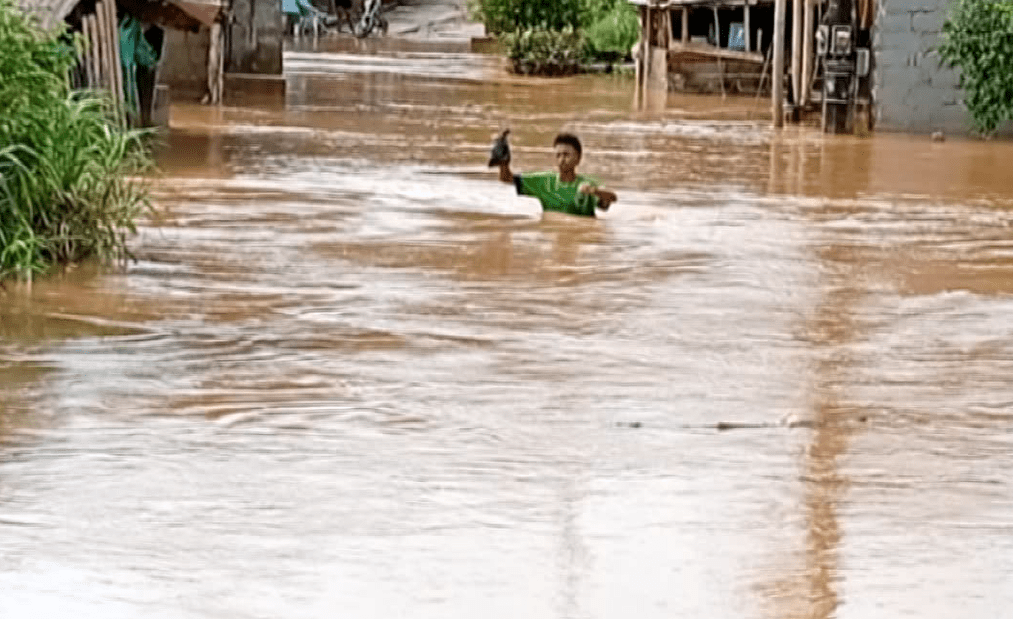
xmin=578 ymin=183 xmax=596 ymax=195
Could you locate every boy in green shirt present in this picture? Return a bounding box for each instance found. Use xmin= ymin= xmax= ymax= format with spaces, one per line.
xmin=495 ymin=132 xmax=617 ymax=217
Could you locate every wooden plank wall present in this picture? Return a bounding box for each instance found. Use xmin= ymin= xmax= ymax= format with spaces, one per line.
xmin=78 ymin=0 xmax=126 ymax=124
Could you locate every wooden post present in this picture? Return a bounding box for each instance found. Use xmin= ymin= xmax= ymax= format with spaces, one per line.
xmin=772 ymin=0 xmax=786 ymax=127
xmin=712 ymin=6 xmax=720 ymax=46
xmin=682 ymin=7 xmax=689 ymax=44
xmin=635 ymin=5 xmax=643 ymax=104
xmin=107 ymin=0 xmax=125 ymax=115
xmin=662 ymin=9 xmax=671 ymax=49
xmin=642 ymin=2 xmax=652 ymax=103
xmin=98 ymin=0 xmax=125 ymax=122
xmin=83 ymin=15 xmax=98 ymax=89
xmin=791 ymin=0 xmax=802 ymax=105
xmin=801 ymin=0 xmax=815 ymax=106
xmin=95 ymin=3 xmax=112 ymax=92
xmin=208 ymin=20 xmax=224 ymax=104
xmin=744 ymin=3 xmax=751 ymax=52
xmin=81 ymin=15 xmax=93 ymax=88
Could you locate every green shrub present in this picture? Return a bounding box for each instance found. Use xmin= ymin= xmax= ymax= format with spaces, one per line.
xmin=502 ymin=26 xmax=588 ymax=75
xmin=475 ymin=0 xmax=582 ymax=34
xmin=578 ymin=0 xmax=623 ymax=28
xmin=938 ymin=0 xmax=1013 ymax=136
xmin=584 ymin=1 xmax=639 ymax=58
xmin=0 ymin=0 xmax=151 ymax=282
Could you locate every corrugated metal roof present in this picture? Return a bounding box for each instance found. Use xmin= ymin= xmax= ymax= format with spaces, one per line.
xmin=17 ymin=0 xmax=82 ymax=29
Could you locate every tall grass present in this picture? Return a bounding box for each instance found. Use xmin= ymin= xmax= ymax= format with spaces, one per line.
xmin=0 ymin=0 xmax=152 ymax=282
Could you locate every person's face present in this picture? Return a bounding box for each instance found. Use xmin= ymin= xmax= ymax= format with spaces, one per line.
xmin=554 ymin=143 xmax=581 ymax=174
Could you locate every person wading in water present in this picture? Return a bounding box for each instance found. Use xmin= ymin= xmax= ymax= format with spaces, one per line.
xmin=491 ymin=131 xmax=617 ymax=218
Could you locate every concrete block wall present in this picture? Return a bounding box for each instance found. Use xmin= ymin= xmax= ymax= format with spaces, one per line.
xmin=228 ymin=0 xmax=284 ymax=75
xmin=159 ymin=27 xmax=211 ymax=101
xmin=872 ymin=0 xmax=968 ymax=134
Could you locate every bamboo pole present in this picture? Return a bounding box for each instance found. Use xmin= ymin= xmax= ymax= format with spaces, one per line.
xmin=772 ymin=0 xmax=786 ymax=127
xmin=82 ymin=15 xmax=95 ymax=88
xmin=90 ymin=12 xmax=104 ymax=89
xmin=791 ymin=0 xmax=802 ymax=104
xmin=801 ymin=0 xmax=815 ymax=106
xmin=104 ymin=0 xmax=125 ymax=121
xmin=95 ymin=3 xmax=111 ymax=92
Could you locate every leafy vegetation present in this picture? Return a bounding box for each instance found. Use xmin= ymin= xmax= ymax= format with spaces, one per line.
xmin=502 ymin=27 xmax=587 ymax=76
xmin=0 ymin=0 xmax=151 ymax=282
xmin=473 ymin=0 xmax=582 ymax=34
xmin=475 ymin=0 xmax=639 ymax=74
xmin=938 ymin=0 xmax=1013 ymax=136
xmin=583 ymin=1 xmax=639 ymax=59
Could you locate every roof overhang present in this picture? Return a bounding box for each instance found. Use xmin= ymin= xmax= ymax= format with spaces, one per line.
xmin=170 ymin=0 xmax=225 ymax=26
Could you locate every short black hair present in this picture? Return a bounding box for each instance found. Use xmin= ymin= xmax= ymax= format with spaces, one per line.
xmin=553 ymin=133 xmax=582 ymax=157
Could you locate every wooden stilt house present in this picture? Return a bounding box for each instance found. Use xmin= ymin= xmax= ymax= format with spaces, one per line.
xmin=16 ymin=0 xmax=227 ymax=126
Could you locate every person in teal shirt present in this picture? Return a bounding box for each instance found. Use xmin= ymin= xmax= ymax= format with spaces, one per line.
xmin=496 ymin=133 xmax=617 ymax=217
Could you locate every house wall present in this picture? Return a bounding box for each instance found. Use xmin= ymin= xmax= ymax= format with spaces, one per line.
xmin=228 ymin=0 xmax=283 ymax=75
xmin=159 ymin=26 xmax=211 ymax=100
xmin=872 ymin=0 xmax=964 ymax=133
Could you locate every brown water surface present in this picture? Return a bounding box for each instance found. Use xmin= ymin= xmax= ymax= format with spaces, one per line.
xmin=1 ymin=36 xmax=1012 ymax=619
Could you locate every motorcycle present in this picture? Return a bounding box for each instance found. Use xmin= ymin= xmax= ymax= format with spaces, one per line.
xmin=354 ymin=0 xmax=388 ymax=38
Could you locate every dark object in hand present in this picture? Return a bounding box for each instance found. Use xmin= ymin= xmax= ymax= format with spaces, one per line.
xmin=488 ymin=129 xmax=511 ymax=166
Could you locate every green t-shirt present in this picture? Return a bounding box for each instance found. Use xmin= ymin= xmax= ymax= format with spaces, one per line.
xmin=514 ymin=172 xmax=600 ymax=217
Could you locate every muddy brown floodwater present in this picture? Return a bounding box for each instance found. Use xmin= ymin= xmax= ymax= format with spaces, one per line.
xmin=2 ymin=36 xmax=1012 ymax=619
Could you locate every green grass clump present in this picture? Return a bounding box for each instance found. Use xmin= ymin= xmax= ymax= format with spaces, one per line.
xmin=0 ymin=0 xmax=152 ymax=282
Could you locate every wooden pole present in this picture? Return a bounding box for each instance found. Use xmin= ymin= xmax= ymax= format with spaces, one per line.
xmin=791 ymin=0 xmax=802 ymax=104
xmin=103 ymin=0 xmax=125 ymax=121
xmin=82 ymin=15 xmax=96 ymax=88
xmin=662 ymin=8 xmax=671 ymax=49
xmin=712 ymin=6 xmax=720 ymax=46
xmin=681 ymin=7 xmax=688 ymax=44
xmin=635 ymin=5 xmax=644 ymax=107
xmin=744 ymin=3 xmax=751 ymax=51
xmin=772 ymin=0 xmax=786 ymax=127
xmin=642 ymin=2 xmax=652 ymax=102
xmin=95 ymin=3 xmax=111 ymax=92
xmin=81 ymin=15 xmax=92 ymax=88
xmin=801 ymin=0 xmax=815 ymax=106
xmin=208 ymin=20 xmax=223 ymax=105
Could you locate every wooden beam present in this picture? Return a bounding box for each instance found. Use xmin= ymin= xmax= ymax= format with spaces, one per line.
xmin=772 ymin=0 xmax=786 ymax=127
xmin=668 ymin=41 xmax=764 ymax=63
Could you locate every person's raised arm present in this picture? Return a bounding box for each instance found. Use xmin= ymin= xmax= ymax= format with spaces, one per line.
xmin=498 ymin=161 xmax=514 ymax=184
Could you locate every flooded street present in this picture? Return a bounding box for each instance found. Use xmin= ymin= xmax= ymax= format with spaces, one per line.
xmin=2 ymin=35 xmax=1012 ymax=618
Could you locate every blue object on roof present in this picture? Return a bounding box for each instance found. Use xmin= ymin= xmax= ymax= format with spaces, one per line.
xmin=728 ymin=23 xmax=745 ymax=50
